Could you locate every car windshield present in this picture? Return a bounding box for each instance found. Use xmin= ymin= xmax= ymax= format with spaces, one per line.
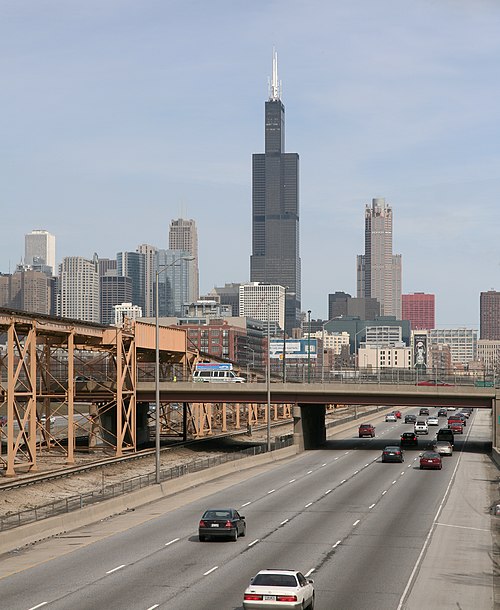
xmin=203 ymin=510 xmax=231 ymax=519
xmin=252 ymin=574 xmax=298 ymax=587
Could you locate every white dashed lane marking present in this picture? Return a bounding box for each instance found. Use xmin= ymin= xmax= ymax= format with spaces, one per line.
xmin=165 ymin=538 xmax=179 ymax=546
xmin=106 ymin=565 xmax=126 ymax=575
xmin=204 ymin=566 xmax=219 ymax=576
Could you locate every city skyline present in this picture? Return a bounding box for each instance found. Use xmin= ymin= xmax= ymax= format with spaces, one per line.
xmin=3 ymin=1 xmax=500 ymax=327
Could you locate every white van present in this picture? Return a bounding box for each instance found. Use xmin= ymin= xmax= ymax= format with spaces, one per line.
xmin=193 ymin=364 xmax=246 ymax=383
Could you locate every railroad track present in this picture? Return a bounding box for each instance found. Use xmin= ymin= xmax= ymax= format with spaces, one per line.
xmin=0 ymin=420 xmax=293 ymax=492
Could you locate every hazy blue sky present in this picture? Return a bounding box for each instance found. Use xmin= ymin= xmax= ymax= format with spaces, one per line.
xmin=2 ymin=0 xmax=499 ymax=327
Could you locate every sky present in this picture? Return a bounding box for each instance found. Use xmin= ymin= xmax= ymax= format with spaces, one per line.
xmin=2 ymin=0 xmax=500 ymax=328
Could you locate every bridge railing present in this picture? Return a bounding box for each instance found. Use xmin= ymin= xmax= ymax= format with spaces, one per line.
xmin=137 ymin=365 xmax=497 ymax=387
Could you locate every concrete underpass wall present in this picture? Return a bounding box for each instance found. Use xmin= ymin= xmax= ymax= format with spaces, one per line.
xmin=492 ymin=398 xmax=500 ymax=469
xmin=294 ymin=404 xmax=326 ymax=450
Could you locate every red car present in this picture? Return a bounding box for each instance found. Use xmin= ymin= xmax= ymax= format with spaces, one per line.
xmin=394 ymin=410 xmax=402 ymax=419
xmin=448 ymin=421 xmax=463 ymax=434
xmin=359 ymin=423 xmax=375 ymax=438
xmin=420 ymin=451 xmax=443 ymax=470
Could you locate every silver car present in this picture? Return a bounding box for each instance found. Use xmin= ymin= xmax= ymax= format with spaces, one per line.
xmin=243 ymin=569 xmax=314 ymax=610
xmin=433 ymin=441 xmax=453 ymax=456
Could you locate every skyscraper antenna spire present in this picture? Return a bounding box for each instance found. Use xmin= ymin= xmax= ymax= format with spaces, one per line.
xmin=269 ymin=47 xmax=281 ymax=101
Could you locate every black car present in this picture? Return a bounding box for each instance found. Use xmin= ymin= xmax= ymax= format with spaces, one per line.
xmin=400 ymin=432 xmax=418 ymax=447
xmin=198 ymin=508 xmax=246 ymax=542
xmin=436 ymin=428 xmax=454 ymax=446
xmin=419 ymin=407 xmax=430 ymax=416
xmin=382 ymin=446 xmax=404 ymax=463
xmin=404 ymin=414 xmax=417 ymax=424
xmin=437 ymin=408 xmax=447 ymax=417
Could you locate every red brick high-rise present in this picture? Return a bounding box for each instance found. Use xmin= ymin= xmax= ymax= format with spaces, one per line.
xmin=480 ymin=290 xmax=500 ymax=340
xmin=402 ymin=293 xmax=435 ymax=330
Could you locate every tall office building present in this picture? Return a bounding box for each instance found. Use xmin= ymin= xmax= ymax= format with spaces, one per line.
xmin=402 ymin=293 xmax=435 ymax=330
xmin=117 ymin=251 xmax=146 ymax=314
xmin=155 ymin=249 xmax=192 ymax=317
xmin=100 ymin=275 xmax=133 ymax=325
xmin=59 ymin=255 xmax=100 ymax=322
xmin=137 ymin=244 xmax=157 ymax=317
xmin=357 ymin=198 xmax=402 ymax=319
xmin=25 ymin=230 xmax=56 ymax=275
xmin=239 ymin=283 xmax=286 ymax=331
xmin=168 ymin=219 xmax=199 ymax=303
xmin=480 ymin=290 xmax=500 ymax=340
xmin=250 ymin=50 xmax=301 ymax=335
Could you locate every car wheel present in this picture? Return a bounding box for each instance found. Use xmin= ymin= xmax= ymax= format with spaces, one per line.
xmin=419 ymin=465 xmax=423 ymax=469
xmin=231 ymin=529 xmax=238 ymax=542
xmin=308 ymin=593 xmax=315 ymax=609
xmin=240 ymin=525 xmax=246 ymax=537
xmin=199 ymin=535 xmax=206 ymax=542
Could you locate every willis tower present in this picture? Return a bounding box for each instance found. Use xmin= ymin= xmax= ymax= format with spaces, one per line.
xmin=250 ymin=50 xmax=301 ymax=335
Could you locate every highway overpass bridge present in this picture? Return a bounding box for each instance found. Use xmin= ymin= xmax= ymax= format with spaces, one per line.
xmin=137 ymin=381 xmax=500 ymax=459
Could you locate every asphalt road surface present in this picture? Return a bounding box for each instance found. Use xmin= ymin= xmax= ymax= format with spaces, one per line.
xmin=0 ymin=408 xmax=496 ymax=609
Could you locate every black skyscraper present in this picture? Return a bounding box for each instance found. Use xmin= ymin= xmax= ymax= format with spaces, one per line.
xmin=250 ymin=51 xmax=301 ymax=334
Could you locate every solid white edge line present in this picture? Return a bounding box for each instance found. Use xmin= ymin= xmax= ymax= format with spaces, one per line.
xmin=28 ymin=604 xmax=48 ymax=610
xmin=248 ymin=539 xmax=259 ymax=546
xmin=106 ymin=564 xmax=126 ymax=574
xmin=332 ymin=540 xmax=341 ymax=548
xmin=165 ymin=538 xmax=179 ymax=546
xmin=304 ymin=568 xmax=315 ymax=578
xmin=396 ymin=416 xmax=472 ymax=610
xmin=241 ymin=501 xmax=251 ymax=507
xmin=369 ymin=503 xmax=376 ymax=509
xmin=353 ymin=519 xmax=360 ymax=526
xmin=204 ymin=566 xmax=219 ymax=576
xmin=280 ymin=519 xmax=289 ymax=525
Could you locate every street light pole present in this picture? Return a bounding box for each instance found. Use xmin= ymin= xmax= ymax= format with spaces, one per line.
xmin=282 ymin=286 xmax=287 ymax=383
xmin=307 ymin=310 xmax=312 ymax=383
xmin=155 ymin=255 xmax=194 ymax=485
xmin=266 ymin=302 xmax=271 ymax=453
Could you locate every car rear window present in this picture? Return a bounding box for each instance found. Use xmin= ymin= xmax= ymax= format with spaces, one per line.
xmin=252 ymin=574 xmax=298 ymax=587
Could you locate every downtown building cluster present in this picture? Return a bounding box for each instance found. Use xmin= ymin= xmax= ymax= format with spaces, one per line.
xmin=2 ymin=53 xmax=499 ymax=379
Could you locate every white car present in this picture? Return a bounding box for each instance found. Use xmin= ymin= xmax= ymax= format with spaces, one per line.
xmin=243 ymin=569 xmax=314 ymax=610
xmin=414 ymin=420 xmax=429 ymax=435
xmin=427 ymin=416 xmax=439 ymax=426
xmin=385 ymin=413 xmax=397 ymax=422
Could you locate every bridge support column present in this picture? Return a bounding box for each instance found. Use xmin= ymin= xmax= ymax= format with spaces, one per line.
xmin=294 ymin=404 xmax=326 ymax=450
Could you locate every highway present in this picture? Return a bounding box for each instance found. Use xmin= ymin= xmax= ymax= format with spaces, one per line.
xmin=0 ymin=408 xmax=495 ymax=609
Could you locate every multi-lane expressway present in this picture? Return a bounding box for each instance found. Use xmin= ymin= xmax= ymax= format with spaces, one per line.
xmin=0 ymin=408 xmax=496 ymax=609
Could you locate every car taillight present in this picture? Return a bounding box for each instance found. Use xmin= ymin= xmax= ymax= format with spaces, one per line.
xmin=277 ymin=595 xmax=298 ymax=602
xmin=244 ymin=594 xmax=263 ymax=601
xmin=224 ymin=520 xmax=232 ymax=528
xmin=199 ymin=520 xmax=206 ymax=527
